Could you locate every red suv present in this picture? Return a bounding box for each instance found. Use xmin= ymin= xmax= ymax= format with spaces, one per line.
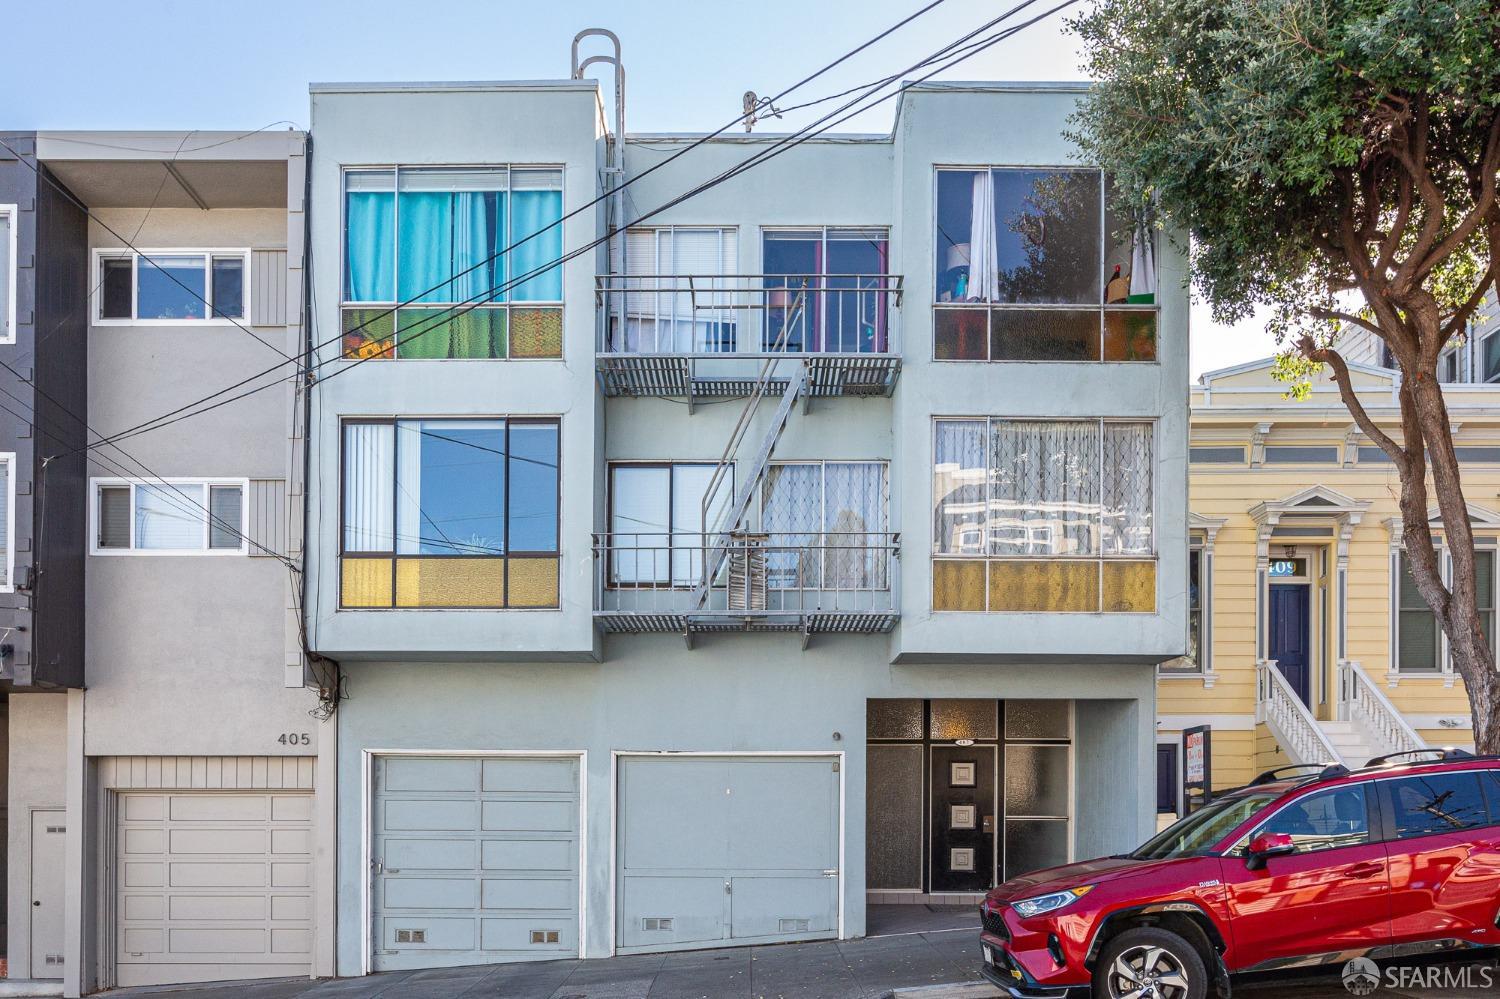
xmin=979 ymin=749 xmax=1500 ymax=998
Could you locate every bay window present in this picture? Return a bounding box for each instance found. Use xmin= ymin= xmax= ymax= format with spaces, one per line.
xmin=340 ymin=418 xmax=560 ymax=608
xmin=341 ymin=166 xmax=564 ymax=360
xmin=96 ymin=249 xmax=247 ymax=323
xmin=933 ymin=168 xmax=1156 ymax=362
xmin=932 ymin=418 xmax=1155 ymax=612
xmin=91 ymin=478 xmax=245 ymax=554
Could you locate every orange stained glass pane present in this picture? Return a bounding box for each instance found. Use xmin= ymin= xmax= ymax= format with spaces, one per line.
xmin=395 ymin=558 xmax=507 ymax=608
xmin=342 ymin=308 xmax=395 ymax=360
xmin=988 ymin=560 xmax=1100 ymax=612
xmin=932 ymin=559 xmax=987 ymax=611
xmin=341 ymin=557 xmax=394 ymax=607
xmin=507 ymin=557 xmax=561 ymax=608
xmin=510 ymin=307 xmax=563 ymax=358
xmin=1103 ymin=309 xmax=1158 ymax=361
xmin=1102 ymin=560 xmax=1156 ymax=612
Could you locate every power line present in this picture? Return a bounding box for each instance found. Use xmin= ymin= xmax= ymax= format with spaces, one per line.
xmin=68 ymin=0 xmax=1066 ymax=455
xmin=37 ymin=0 xmax=963 ymax=457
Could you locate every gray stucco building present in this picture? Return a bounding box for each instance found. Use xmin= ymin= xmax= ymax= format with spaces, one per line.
xmin=305 ymin=71 xmax=1187 ymax=976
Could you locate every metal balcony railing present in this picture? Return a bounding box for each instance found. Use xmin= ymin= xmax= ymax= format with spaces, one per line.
xmin=592 ymin=531 xmax=900 ymax=642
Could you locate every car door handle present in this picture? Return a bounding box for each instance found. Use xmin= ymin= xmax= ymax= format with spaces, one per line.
xmin=1347 ymin=863 xmax=1384 ymax=878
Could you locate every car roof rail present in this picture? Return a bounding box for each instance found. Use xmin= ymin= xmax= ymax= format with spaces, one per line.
xmin=1248 ymin=763 xmax=1339 ymax=787
xmin=1364 ymin=747 xmax=1475 ymax=768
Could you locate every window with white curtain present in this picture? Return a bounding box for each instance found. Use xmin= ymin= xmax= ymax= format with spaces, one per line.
xmin=607 ymin=462 xmax=731 ymax=586
xmin=608 ymin=227 xmax=737 ymax=352
xmin=762 ymin=461 xmax=889 ymax=589
xmin=933 ymin=419 xmax=1154 ymax=558
xmin=91 ymin=478 xmax=246 ymax=554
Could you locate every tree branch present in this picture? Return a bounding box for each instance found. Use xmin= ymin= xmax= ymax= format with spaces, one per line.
xmin=1299 ymin=337 xmax=1408 ymax=469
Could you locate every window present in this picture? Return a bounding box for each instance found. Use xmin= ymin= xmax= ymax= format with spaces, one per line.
xmin=932 ymin=419 xmax=1155 ymax=612
xmin=1189 ymin=446 xmax=1245 ymax=465
xmin=95 ymin=250 xmax=247 ymax=323
xmin=763 ymin=228 xmax=892 ymax=353
xmin=341 ymin=167 xmax=563 ymax=360
xmin=0 ymin=204 xmax=15 ymax=343
xmin=1131 ymin=792 xmax=1280 ymax=860
xmin=1382 ymin=773 xmax=1489 ymax=839
xmin=1397 ymin=551 xmax=1441 ymax=672
xmin=1263 ymin=445 xmax=1339 ymax=464
xmin=0 ymin=452 xmax=13 ymax=588
xmin=339 ymin=418 xmax=559 ymax=608
xmin=933 ymin=168 xmax=1156 ymax=362
xmin=1484 ymin=331 xmax=1500 ymax=383
xmin=1161 ymin=547 xmax=1205 ymax=674
xmin=1440 ymin=348 xmax=1461 ymax=383
xmin=762 ymin=461 xmax=890 ymax=589
xmin=607 ymin=463 xmax=730 ymax=586
xmin=608 ymin=227 xmax=737 ymax=353
xmin=91 ymin=478 xmax=245 ymax=554
xmin=1241 ymin=785 xmax=1370 ymax=855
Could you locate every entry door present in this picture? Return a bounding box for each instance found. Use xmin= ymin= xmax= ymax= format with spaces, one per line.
xmin=1155 ymin=744 xmax=1179 ymax=815
xmin=30 ymin=809 xmax=65 ymax=978
xmin=1269 ymin=584 xmax=1311 ymax=704
xmin=929 ymin=746 xmax=996 ymax=892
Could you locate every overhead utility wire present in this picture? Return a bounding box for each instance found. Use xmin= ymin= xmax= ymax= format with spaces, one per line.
xmin=69 ymin=0 xmax=1065 ymax=455
xmin=33 ymin=0 xmax=962 ymax=456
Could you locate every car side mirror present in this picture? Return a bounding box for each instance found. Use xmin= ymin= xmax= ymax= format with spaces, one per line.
xmin=1245 ymin=832 xmax=1296 ymax=871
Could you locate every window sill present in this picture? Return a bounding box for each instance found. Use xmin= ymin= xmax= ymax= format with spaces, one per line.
xmin=1158 ymin=670 xmax=1216 ymax=689
xmin=1384 ymin=670 xmax=1459 ymax=689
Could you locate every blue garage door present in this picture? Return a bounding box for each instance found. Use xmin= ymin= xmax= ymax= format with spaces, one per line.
xmin=372 ymin=755 xmax=579 ymax=971
xmin=617 ymin=755 xmax=840 ymax=953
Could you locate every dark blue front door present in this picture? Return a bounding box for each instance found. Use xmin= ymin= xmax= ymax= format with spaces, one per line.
xmin=1269 ymin=583 xmax=1311 ymax=705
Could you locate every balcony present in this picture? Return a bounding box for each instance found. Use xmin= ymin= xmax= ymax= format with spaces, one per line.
xmin=594 ymin=274 xmax=903 ymax=403
xmin=592 ymin=531 xmax=900 ymax=643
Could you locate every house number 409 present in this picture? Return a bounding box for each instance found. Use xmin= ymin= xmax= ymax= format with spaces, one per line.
xmin=277 ymin=733 xmax=311 ymax=746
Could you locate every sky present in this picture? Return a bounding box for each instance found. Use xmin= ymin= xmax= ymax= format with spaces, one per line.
xmin=2 ymin=0 xmax=1277 ymax=377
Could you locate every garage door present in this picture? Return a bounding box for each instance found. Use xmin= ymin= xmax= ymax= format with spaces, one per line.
xmin=115 ymin=791 xmax=313 ymax=987
xmin=372 ymin=755 xmax=579 ymax=971
xmin=616 ymin=755 xmax=839 ymax=953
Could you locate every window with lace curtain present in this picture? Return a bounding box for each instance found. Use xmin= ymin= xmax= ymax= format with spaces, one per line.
xmin=761 ymin=461 xmax=889 ymax=590
xmin=932 ymin=418 xmax=1155 ymax=612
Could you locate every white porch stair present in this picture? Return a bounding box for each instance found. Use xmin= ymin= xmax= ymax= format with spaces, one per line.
xmin=1256 ymin=659 xmax=1427 ymax=769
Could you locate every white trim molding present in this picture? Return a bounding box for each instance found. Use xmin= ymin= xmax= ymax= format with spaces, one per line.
xmin=0 ymin=203 xmax=17 ymax=344
xmin=90 ymin=247 xmax=251 ymax=326
xmin=1155 ymin=714 xmax=1255 ymax=732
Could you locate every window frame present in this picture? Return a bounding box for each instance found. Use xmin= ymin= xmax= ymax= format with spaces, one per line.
xmin=1161 ymin=541 xmax=1209 ymax=676
xmin=930 ymin=166 xmax=1159 ymax=364
xmin=338 ymin=165 xmax=565 ymax=362
xmin=1374 ymin=770 xmax=1494 ymax=843
xmin=89 ymin=476 xmax=249 ymax=556
xmin=91 ymin=248 xmax=250 ymax=326
xmin=1226 ymin=781 xmax=1376 ymax=857
xmin=0 ymin=451 xmax=14 ymax=590
xmin=605 ymin=460 xmax=733 ymax=588
xmin=760 ymin=225 xmax=893 ymax=354
xmin=760 ymin=458 xmax=892 ymax=592
xmin=1391 ymin=541 xmax=1496 ymax=675
xmin=0 ymin=203 xmax=16 ymax=345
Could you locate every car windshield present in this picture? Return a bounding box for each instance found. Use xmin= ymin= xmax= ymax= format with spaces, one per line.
xmin=1130 ymin=792 xmax=1281 ymax=860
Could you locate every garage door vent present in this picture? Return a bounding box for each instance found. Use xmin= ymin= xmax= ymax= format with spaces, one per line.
xmin=642 ymin=917 xmax=674 ymax=931
xmin=394 ymin=929 xmax=426 ymax=944
xmin=778 ymin=918 xmax=811 ymax=933
xmin=530 ymin=930 xmax=560 ymax=944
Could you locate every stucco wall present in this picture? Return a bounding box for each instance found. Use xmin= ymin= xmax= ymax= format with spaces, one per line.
xmin=6 ymin=692 xmax=67 ymax=979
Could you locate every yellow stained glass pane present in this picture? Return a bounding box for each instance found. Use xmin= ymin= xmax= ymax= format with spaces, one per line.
xmin=341 ymin=558 xmax=393 ymax=607
xmin=508 ymin=557 xmax=560 ymax=608
xmin=932 ymin=559 xmax=987 ymax=611
xmin=395 ymin=558 xmax=507 ymax=608
xmin=1102 ymin=560 xmax=1156 ymax=613
xmin=510 ymin=307 xmax=563 ymax=358
xmin=988 ymin=560 xmax=1100 ymax=612
xmin=342 ymin=308 xmax=395 ymax=360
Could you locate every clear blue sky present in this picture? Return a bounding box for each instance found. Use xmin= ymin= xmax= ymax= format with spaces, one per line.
xmin=2 ymin=0 xmax=1274 ymax=374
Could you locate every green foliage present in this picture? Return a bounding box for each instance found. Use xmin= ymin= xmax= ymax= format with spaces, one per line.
xmin=1068 ymin=0 xmax=1500 ymax=356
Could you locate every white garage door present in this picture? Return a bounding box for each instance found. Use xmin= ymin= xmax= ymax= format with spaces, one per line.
xmin=616 ymin=755 xmax=840 ymax=953
xmin=115 ymin=791 xmax=313 ymax=987
xmin=372 ymin=755 xmax=580 ymax=972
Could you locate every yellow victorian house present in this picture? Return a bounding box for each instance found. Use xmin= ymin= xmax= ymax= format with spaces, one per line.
xmin=1157 ymin=354 xmax=1499 ymax=818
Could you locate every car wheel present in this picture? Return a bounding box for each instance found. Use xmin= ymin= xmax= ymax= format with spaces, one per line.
xmin=1094 ymin=926 xmax=1207 ymax=999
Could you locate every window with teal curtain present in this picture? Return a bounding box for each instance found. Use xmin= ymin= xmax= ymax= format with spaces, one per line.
xmin=510 ymin=170 xmax=564 ymax=301
xmin=344 ymin=170 xmax=396 ymax=302
xmin=396 ymin=168 xmax=507 ymax=304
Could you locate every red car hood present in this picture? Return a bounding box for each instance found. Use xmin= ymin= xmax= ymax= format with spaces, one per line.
xmin=986 ymin=855 xmax=1188 ymax=903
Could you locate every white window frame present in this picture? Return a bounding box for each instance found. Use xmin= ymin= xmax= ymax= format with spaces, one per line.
xmin=1386 ymin=540 xmax=1496 ymax=683
xmin=1161 ymin=540 xmax=1210 ymax=677
xmin=0 ymin=451 xmax=14 ymax=591
xmin=89 ymin=476 xmax=249 ymax=556
xmin=0 ymin=204 xmax=16 ymax=345
xmin=91 ymin=248 xmax=251 ymax=326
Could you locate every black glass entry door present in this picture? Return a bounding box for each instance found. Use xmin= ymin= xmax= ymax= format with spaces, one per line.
xmin=929 ymin=745 xmax=997 ymax=892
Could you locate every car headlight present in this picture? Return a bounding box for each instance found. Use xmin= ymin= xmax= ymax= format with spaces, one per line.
xmin=1011 ymin=885 xmax=1095 ymax=918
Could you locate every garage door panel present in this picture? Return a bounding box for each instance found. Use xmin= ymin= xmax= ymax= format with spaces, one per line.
xmin=116 ymin=789 xmax=313 ymax=987
xmin=616 ymin=756 xmax=839 ymax=954
xmin=729 ymin=876 xmax=837 ymax=939
xmin=372 ymin=755 xmax=580 ymax=972
xmin=618 ymin=875 xmax=727 ymax=948
xmin=481 ymin=838 xmax=573 ymax=872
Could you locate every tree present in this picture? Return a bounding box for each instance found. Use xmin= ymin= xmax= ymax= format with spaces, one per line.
xmin=1069 ymin=0 xmax=1500 ymax=752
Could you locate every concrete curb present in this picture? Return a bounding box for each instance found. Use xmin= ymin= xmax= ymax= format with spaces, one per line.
xmin=887 ymin=982 xmax=1003 ymax=999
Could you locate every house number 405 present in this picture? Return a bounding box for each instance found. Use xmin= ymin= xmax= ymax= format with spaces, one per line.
xmin=277 ymin=733 xmax=311 ymax=746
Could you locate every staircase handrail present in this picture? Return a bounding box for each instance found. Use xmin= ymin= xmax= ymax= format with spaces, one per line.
xmin=1338 ymin=660 xmax=1426 ymax=759
xmin=1257 ymin=659 xmax=1345 ymax=766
